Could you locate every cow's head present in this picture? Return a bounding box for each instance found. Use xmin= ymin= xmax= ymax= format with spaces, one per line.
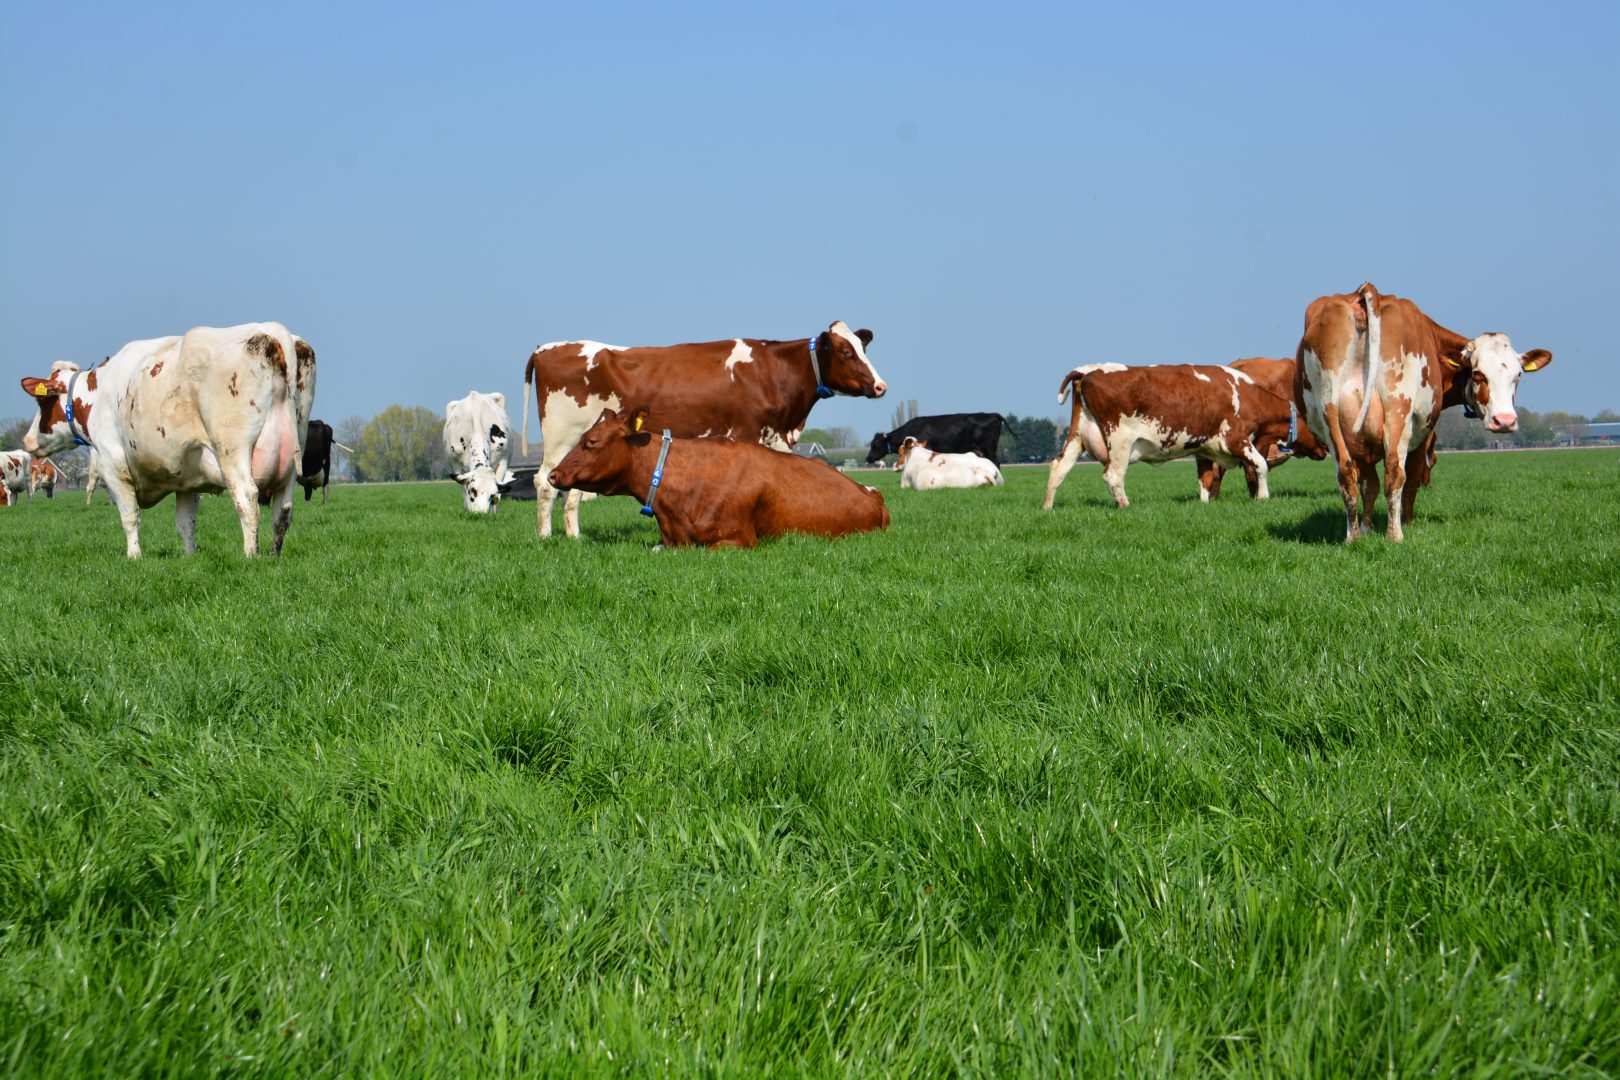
xmin=453 ymin=466 xmax=513 ymax=513
xmin=548 ymin=407 xmax=650 ymax=495
xmin=1448 ymin=334 xmax=1552 ymax=433
xmin=897 ymin=436 xmax=928 ymax=467
xmin=815 ymin=322 xmax=887 ymax=398
xmin=865 ymin=432 xmax=890 ymax=464
xmin=17 ymin=361 xmax=82 ymax=456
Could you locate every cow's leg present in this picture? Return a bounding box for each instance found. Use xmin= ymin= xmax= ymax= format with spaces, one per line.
xmin=99 ymin=471 xmax=143 ymax=558
xmin=270 ymin=475 xmax=296 ymax=556
xmin=563 ymin=489 xmax=584 ymax=538
xmin=174 ymin=493 xmax=200 ymax=554
xmin=1042 ymin=434 xmax=1085 ymax=510
xmin=1321 ymin=402 xmax=1362 ymax=542
xmin=1198 ymin=459 xmax=1222 ymax=502
xmin=1102 ymin=435 xmax=1134 ymax=507
xmin=1382 ymin=417 xmax=1414 ymax=544
xmin=1240 ymin=444 xmax=1271 ymax=500
xmin=1357 ymin=467 xmax=1379 ymax=537
xmin=85 ymin=453 xmax=99 ymax=506
xmin=223 ymin=475 xmax=261 ymax=557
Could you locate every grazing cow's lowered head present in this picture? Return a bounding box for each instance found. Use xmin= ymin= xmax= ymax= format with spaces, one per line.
xmin=815 ymin=322 xmax=887 ymax=399
xmin=19 ymin=361 xmax=86 ymax=457
xmin=455 ymin=462 xmax=515 ymax=513
xmin=866 ymin=432 xmax=890 ymax=464
xmin=548 ymin=407 xmax=648 ymax=495
xmin=1454 ymin=333 xmax=1552 ymax=434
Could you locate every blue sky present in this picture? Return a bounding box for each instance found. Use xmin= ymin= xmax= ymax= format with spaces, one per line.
xmin=4 ymin=1 xmax=1616 ymax=439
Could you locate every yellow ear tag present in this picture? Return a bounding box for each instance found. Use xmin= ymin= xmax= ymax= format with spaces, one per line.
xmin=32 ymin=383 xmax=51 ymax=397
xmin=634 ymin=416 xmax=643 ymax=431
xmin=1441 ymin=354 xmax=1462 ymax=369
xmin=1523 ymin=359 xmax=1541 ymax=371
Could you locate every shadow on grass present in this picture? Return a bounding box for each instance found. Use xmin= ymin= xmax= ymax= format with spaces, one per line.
xmin=1268 ymin=507 xmax=1358 ymax=545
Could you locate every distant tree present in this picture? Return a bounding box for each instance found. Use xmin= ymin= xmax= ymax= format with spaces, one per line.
xmin=826 ymin=425 xmax=857 ymax=449
xmin=998 ymin=414 xmax=1062 ymax=463
xmin=351 ymin=405 xmax=441 ymax=482
xmin=333 ymin=415 xmax=367 ymax=480
xmin=1593 ymin=409 xmax=1620 ymax=423
xmin=890 ymin=400 xmax=919 ymax=429
xmin=1433 ymin=407 xmax=1487 ymax=450
xmin=800 ymin=428 xmax=834 ymax=448
xmin=1509 ymin=408 xmax=1555 ymax=448
xmin=1 ymin=417 xmax=27 ymax=451
xmin=1541 ymin=411 xmax=1586 ymax=444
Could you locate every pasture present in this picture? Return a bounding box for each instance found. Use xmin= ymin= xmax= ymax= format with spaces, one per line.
xmin=2 ymin=450 xmax=1616 ymax=1076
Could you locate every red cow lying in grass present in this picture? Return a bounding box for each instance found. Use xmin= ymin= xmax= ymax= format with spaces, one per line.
xmin=548 ymin=407 xmax=890 ymax=548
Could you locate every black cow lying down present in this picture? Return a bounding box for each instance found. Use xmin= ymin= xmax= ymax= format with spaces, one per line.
xmin=868 ymin=412 xmax=1005 ymax=465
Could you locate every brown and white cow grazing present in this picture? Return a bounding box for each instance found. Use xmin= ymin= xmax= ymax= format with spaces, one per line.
xmin=0 ymin=449 xmax=29 ymax=507
xmin=548 ymin=407 xmax=890 ymax=549
xmin=1193 ymin=357 xmax=1317 ymax=501
xmin=28 ymin=458 xmax=63 ymax=501
xmin=19 ymin=325 xmax=316 ymax=558
xmin=522 ymin=321 xmax=887 ymax=538
xmin=1297 ymin=282 xmax=1550 ymax=542
xmin=1042 ymin=362 xmax=1323 ymax=510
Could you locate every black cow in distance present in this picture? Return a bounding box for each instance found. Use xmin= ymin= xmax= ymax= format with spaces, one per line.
xmin=867 ymin=412 xmax=1005 ymax=465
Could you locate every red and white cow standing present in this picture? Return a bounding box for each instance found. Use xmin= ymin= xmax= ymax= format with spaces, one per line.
xmin=1042 ymin=361 xmax=1321 ymax=509
xmin=0 ymin=449 xmax=29 ymax=507
xmin=28 ymin=458 xmax=63 ymax=501
xmin=19 ymin=325 xmax=317 ymax=557
xmin=896 ymin=437 xmax=1004 ymax=490
xmin=522 ymin=321 xmax=887 ymax=537
xmin=1297 ymin=283 xmax=1550 ymax=542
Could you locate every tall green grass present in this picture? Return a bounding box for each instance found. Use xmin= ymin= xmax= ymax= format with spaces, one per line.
xmin=2 ymin=450 xmax=1616 ymax=1076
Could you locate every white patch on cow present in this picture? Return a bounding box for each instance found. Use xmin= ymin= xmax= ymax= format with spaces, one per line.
xmin=1220 ymin=367 xmax=1251 ymax=414
xmin=759 ymin=426 xmax=797 ymax=451
xmin=724 ymin=339 xmax=754 ymax=380
xmin=1222 ymin=366 xmax=1255 ymax=385
xmin=536 ymin=340 xmax=624 ymax=371
xmin=830 ymin=320 xmax=880 ymax=382
xmin=1193 ymin=371 xmax=1211 ymax=382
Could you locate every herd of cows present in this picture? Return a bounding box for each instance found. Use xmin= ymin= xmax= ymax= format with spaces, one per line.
xmin=7 ymin=283 xmax=1550 ymax=552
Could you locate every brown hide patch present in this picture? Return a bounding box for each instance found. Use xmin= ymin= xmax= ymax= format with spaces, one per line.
xmin=247 ymin=333 xmax=288 ymax=378
xmin=157 ymin=426 xmax=166 ymax=439
xmin=229 ymin=372 xmax=240 ymax=397
xmin=149 ymin=362 xmax=163 ymax=377
xmin=85 ymin=370 xmax=97 ymax=391
xmin=1470 ymin=372 xmax=1491 ymax=409
xmin=72 ymin=397 xmax=92 ymax=433
xmin=294 ymin=339 xmax=314 ymax=392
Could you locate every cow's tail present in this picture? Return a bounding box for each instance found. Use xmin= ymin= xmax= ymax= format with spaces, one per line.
xmin=521 ymin=355 xmax=535 ymax=457
xmin=1057 ymin=369 xmax=1082 ymax=404
xmin=1353 ymin=283 xmax=1380 ymax=432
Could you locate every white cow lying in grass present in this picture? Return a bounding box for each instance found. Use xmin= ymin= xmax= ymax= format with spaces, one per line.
xmin=897 ymin=437 xmax=1003 ymax=491
xmin=444 ymin=391 xmax=515 ymax=513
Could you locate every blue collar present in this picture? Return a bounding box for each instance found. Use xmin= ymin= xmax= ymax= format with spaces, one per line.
xmin=640 ymin=429 xmax=674 ymax=517
xmin=62 ymin=371 xmax=92 ymax=448
xmin=808 ymin=333 xmax=833 ymax=399
xmin=1277 ymin=401 xmax=1298 ymax=455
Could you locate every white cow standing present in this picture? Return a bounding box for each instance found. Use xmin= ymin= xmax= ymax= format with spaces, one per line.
xmin=1 ymin=449 xmax=29 ymax=507
xmin=897 ymin=438 xmax=1004 ymax=490
xmin=19 ymin=324 xmax=316 ymax=558
xmin=443 ymin=390 xmax=515 ymax=513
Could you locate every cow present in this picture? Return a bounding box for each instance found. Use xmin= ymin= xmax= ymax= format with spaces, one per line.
xmin=1 ymin=449 xmax=28 ymax=507
xmin=897 ymin=437 xmax=1004 ymax=490
xmin=444 ymin=391 xmax=515 ymax=513
xmin=18 ymin=324 xmax=316 ymax=558
xmin=1042 ymin=362 xmax=1322 ymax=510
xmin=499 ymin=468 xmax=538 ymax=501
xmin=28 ymin=458 xmax=63 ymax=501
xmin=522 ymin=321 xmax=887 ymax=538
xmin=548 ymin=406 xmax=890 ymax=549
xmin=867 ymin=412 xmax=1005 ymax=465
xmin=300 ymin=419 xmax=334 ymax=503
xmin=1298 ymin=282 xmax=1550 ymax=542
xmin=1193 ymin=357 xmax=1313 ymax=501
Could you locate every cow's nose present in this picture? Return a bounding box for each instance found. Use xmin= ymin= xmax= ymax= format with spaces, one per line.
xmin=873 ymin=381 xmax=888 ymax=397
xmin=1487 ymin=413 xmax=1518 ymax=433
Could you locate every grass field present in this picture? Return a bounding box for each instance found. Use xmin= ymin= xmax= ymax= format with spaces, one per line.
xmin=2 ymin=449 xmax=1617 ymax=1077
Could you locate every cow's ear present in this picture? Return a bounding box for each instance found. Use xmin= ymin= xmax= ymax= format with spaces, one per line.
xmin=490 ymin=392 xmax=505 ymax=407
xmin=1442 ymin=343 xmax=1469 ymax=370
xmin=627 ymin=406 xmax=653 ymax=442
xmin=594 ymin=407 xmax=618 ymax=426
xmin=453 ymin=471 xmax=472 ymax=484
xmin=496 ymin=479 xmax=516 ymax=494
xmin=855 ymin=328 xmax=873 ymax=347
xmin=1521 ymin=348 xmax=1552 ymax=373
xmin=22 ymin=377 xmax=62 ymax=398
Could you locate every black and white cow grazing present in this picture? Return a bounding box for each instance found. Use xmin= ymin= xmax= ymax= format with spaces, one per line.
xmin=444 ymin=391 xmax=515 ymax=513
xmin=867 ymin=413 xmax=1005 ymax=465
xmin=300 ymin=419 xmax=333 ymax=503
